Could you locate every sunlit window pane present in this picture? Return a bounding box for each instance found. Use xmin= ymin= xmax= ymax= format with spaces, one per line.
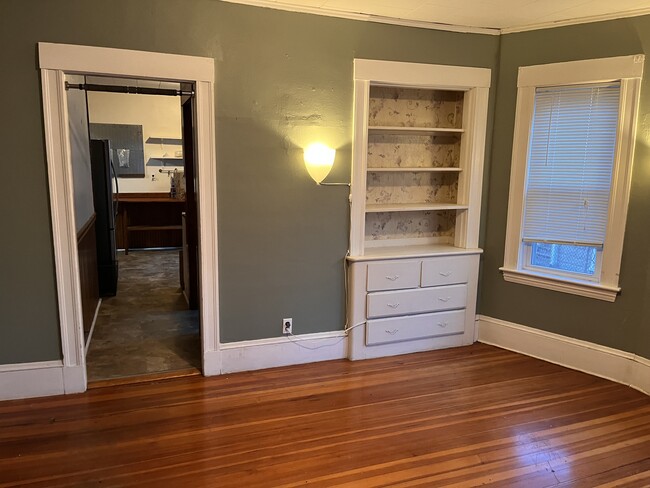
xmin=530 ymin=242 xmax=597 ymax=276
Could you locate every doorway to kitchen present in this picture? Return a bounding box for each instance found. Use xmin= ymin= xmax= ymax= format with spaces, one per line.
xmin=68 ymin=75 xmax=202 ymax=384
xmin=39 ymin=42 xmax=220 ymax=395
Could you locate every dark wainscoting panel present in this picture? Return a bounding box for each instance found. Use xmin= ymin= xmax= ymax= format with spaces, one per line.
xmin=77 ymin=214 xmax=100 ymax=333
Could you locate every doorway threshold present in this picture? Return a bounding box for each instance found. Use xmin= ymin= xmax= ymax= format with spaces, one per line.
xmin=88 ymin=367 xmax=200 ymax=389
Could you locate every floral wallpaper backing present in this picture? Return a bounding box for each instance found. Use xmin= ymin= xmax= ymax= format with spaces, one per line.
xmin=368 ymin=87 xmax=463 ymax=128
xmin=365 ymin=211 xmax=456 ymax=241
xmin=366 ymin=172 xmax=458 ymax=205
xmin=367 ymin=134 xmax=460 ymax=169
xmin=364 ymin=87 xmax=463 ymax=243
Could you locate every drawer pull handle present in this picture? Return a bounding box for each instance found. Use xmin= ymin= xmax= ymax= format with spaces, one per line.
xmin=438 ymin=297 xmax=451 ymax=302
xmin=437 ymin=322 xmax=448 ymax=328
xmin=385 ymin=329 xmax=399 ymax=335
xmin=387 ymin=303 xmax=400 ymax=309
xmin=385 ymin=275 xmax=399 ymax=281
xmin=439 ymin=271 xmax=452 ymax=277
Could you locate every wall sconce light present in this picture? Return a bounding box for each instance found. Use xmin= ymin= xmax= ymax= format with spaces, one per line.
xmin=303 ymin=143 xmax=350 ymax=187
xmin=304 ymin=143 xmax=335 ymax=184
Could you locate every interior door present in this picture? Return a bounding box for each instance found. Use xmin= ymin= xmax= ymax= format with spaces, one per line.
xmin=181 ymin=84 xmax=199 ymax=310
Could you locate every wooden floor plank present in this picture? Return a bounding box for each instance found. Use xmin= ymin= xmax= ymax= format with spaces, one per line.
xmin=0 ymin=344 xmax=648 ymax=487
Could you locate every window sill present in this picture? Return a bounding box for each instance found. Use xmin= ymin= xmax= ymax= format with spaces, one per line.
xmin=499 ymin=267 xmax=620 ymax=302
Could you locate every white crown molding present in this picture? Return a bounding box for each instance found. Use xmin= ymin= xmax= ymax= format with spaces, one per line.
xmin=220 ymin=0 xmax=650 ymax=37
xmin=500 ymin=6 xmax=650 ymax=34
xmin=219 ymin=0 xmax=500 ymax=35
xmin=477 ymin=315 xmax=650 ymax=396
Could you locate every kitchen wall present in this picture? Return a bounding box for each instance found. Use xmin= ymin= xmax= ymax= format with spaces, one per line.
xmin=87 ymin=91 xmax=183 ymax=193
xmin=480 ymin=16 xmax=650 ymax=359
xmin=0 ymin=0 xmax=499 ymax=363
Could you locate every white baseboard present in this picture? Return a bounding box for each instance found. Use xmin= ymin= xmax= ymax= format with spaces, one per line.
xmin=0 ymin=361 xmax=65 ymax=401
xmin=202 ymin=349 xmax=222 ymax=377
xmin=628 ymin=355 xmax=650 ymax=395
xmin=62 ymin=364 xmax=86 ymax=394
xmin=477 ymin=315 xmax=650 ymax=396
xmin=0 ymin=331 xmax=347 ymax=399
xmin=220 ymin=331 xmax=348 ymax=374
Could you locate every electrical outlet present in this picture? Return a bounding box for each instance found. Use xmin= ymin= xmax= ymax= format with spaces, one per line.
xmin=282 ymin=318 xmax=293 ymax=335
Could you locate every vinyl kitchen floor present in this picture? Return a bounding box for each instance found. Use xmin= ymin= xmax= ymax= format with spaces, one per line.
xmin=86 ymin=250 xmax=200 ymax=383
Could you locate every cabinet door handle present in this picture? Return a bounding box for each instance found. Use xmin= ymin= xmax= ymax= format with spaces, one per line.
xmin=439 ymin=271 xmax=452 ymax=277
xmin=438 ymin=297 xmax=451 ymax=302
xmin=437 ymin=322 xmax=448 ymax=328
xmin=387 ymin=303 xmax=400 ymax=309
xmin=385 ymin=275 xmax=399 ymax=281
xmin=385 ymin=329 xmax=399 ymax=335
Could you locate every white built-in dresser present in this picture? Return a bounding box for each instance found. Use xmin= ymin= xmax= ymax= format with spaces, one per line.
xmin=347 ymin=60 xmax=491 ymax=360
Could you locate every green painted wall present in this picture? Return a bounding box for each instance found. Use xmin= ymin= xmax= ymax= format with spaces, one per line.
xmin=0 ymin=0 xmax=499 ymax=362
xmin=480 ymin=16 xmax=650 ymax=359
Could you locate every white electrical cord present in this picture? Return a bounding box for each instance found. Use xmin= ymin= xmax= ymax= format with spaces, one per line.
xmin=286 ymin=333 xmax=346 ymax=351
xmin=286 ymin=321 xmax=366 ymax=351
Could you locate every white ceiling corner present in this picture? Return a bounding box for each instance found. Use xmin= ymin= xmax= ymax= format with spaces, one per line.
xmin=221 ymin=0 xmax=650 ymax=34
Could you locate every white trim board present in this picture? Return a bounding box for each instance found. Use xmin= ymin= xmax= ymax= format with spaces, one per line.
xmin=517 ymin=55 xmax=644 ymax=87
xmin=220 ymin=331 xmax=347 ymax=374
xmin=38 ymin=43 xmax=214 ymax=82
xmin=0 ymin=361 xmax=65 ymax=401
xmin=354 ymin=59 xmax=492 ymax=90
xmin=477 ymin=315 xmax=650 ymax=396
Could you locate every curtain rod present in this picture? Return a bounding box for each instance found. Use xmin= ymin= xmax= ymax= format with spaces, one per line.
xmin=64 ymin=82 xmax=194 ymax=97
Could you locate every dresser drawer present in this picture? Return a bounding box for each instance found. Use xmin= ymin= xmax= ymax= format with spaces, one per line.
xmin=421 ymin=255 xmax=472 ymax=287
xmin=366 ymin=309 xmax=466 ymax=345
xmin=367 ymin=284 xmax=467 ymax=318
xmin=367 ymin=260 xmax=420 ymax=292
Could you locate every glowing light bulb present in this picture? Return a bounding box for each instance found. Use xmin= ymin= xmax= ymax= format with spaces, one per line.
xmin=303 ymin=143 xmax=336 ymax=184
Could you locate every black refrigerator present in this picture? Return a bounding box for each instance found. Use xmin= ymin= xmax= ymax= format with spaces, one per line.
xmin=90 ymin=139 xmax=119 ymax=297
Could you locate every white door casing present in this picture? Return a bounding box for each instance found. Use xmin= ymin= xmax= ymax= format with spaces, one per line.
xmin=38 ymin=42 xmax=221 ymax=393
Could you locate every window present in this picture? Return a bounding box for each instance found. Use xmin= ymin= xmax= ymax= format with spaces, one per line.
xmin=522 ymin=82 xmax=619 ymax=281
xmin=501 ymin=56 xmax=644 ymax=302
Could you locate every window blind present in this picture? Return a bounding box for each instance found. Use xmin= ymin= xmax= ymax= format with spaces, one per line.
xmin=522 ymin=82 xmax=620 ymax=247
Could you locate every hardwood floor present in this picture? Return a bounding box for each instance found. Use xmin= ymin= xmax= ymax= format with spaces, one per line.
xmin=0 ymin=344 xmax=648 ymax=487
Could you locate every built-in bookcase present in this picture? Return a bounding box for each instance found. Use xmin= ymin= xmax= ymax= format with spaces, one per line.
xmin=365 ymin=87 xmax=464 ymax=249
xmin=349 ymin=60 xmax=491 ymax=257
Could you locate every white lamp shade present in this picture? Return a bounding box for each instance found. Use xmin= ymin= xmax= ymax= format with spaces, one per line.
xmin=304 ymin=143 xmax=335 ymax=184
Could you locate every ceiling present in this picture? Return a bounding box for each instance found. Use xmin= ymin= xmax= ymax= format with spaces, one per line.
xmin=225 ymin=0 xmax=650 ymax=33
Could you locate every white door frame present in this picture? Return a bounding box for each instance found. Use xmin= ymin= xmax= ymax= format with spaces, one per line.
xmin=38 ymin=42 xmax=221 ymax=394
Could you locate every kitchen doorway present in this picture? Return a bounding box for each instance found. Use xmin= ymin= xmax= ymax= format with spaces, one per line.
xmin=66 ymin=76 xmax=202 ymax=384
xmin=39 ymin=43 xmax=220 ymax=395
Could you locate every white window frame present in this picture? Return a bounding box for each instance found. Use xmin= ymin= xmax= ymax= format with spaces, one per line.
xmin=501 ymin=55 xmax=644 ymax=302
